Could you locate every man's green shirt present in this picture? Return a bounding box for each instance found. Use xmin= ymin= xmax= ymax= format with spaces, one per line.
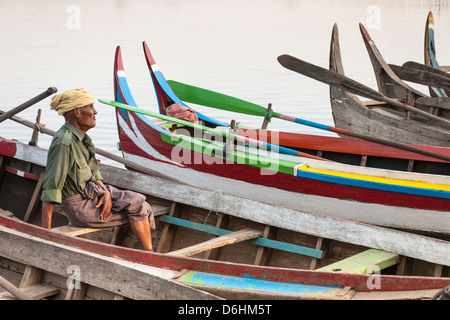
xmin=41 ymin=122 xmax=102 ymax=204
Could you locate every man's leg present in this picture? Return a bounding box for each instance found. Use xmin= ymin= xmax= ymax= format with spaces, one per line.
xmin=129 ymin=218 xmax=153 ymax=251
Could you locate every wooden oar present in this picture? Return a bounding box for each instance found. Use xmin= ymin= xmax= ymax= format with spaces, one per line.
xmin=0 ymin=87 xmax=57 ymax=123
xmin=277 ymin=54 xmax=450 ymax=127
xmin=98 ymin=99 xmax=328 ymax=161
xmin=168 ymin=80 xmax=334 ymax=132
xmin=166 ymin=80 xmax=450 ymax=162
xmin=403 ymin=61 xmax=450 ymax=80
xmin=389 ymin=64 xmax=450 ymax=91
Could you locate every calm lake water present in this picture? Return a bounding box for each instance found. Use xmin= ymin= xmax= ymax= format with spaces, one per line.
xmin=1 ymin=0 xmax=450 ymax=166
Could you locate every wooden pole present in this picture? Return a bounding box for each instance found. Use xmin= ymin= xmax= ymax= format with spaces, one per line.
xmin=0 ymin=274 xmax=31 ymax=300
xmin=0 ymin=87 xmax=57 ymax=124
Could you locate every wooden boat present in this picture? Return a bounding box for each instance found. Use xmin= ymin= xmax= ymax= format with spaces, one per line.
xmin=111 ymin=42 xmax=450 ymax=236
xmin=329 ymin=23 xmax=450 ymax=147
xmin=1 ymin=137 xmax=450 ymax=300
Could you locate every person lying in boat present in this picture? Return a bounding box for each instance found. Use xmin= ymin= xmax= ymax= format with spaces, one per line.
xmin=166 ymin=102 xmax=199 ymax=124
xmin=40 ymin=88 xmax=155 ymax=251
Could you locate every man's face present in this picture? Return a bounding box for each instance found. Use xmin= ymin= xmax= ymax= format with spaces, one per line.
xmin=75 ymin=103 xmax=97 ymax=133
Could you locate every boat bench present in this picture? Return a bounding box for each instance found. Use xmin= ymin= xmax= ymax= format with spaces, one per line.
xmin=317 ymin=249 xmax=399 ymax=274
xmin=157 ymin=214 xmax=324 ymax=259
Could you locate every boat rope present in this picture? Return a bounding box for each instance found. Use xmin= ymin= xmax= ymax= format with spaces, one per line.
xmin=34 ymin=121 xmax=45 ymax=133
xmin=264 ymin=109 xmax=273 ymax=123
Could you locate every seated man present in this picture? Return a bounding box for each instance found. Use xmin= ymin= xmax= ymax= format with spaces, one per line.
xmin=40 ymin=88 xmax=155 ymax=251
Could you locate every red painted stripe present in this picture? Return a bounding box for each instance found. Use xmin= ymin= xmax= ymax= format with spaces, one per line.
xmin=0 ymin=139 xmax=18 ymax=158
xmin=5 ymin=166 xmax=40 ymax=181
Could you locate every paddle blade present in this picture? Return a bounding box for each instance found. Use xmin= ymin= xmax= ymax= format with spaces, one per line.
xmin=277 ymin=54 xmax=386 ymax=102
xmin=168 ymin=80 xmax=269 ymax=117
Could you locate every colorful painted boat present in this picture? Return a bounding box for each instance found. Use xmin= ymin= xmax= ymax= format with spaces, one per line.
xmin=1 ymin=137 xmax=449 ymax=300
xmin=111 ymin=43 xmax=450 ymax=236
xmin=330 ymin=21 xmax=450 ymax=148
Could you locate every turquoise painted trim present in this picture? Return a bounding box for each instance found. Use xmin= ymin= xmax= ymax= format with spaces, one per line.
xmin=178 ymin=271 xmax=340 ymax=296
xmin=293 ymin=117 xmax=330 ymax=131
xmin=159 ymin=215 xmax=323 ymax=259
xmin=427 ymin=22 xmax=448 ymax=97
xmin=297 ymin=170 xmax=450 ymax=199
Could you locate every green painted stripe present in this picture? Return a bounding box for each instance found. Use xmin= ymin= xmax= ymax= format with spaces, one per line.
xmin=160 ymin=132 xmax=298 ymax=175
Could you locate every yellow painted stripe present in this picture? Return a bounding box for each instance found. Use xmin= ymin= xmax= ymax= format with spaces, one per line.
xmin=299 ymin=166 xmax=450 ymax=192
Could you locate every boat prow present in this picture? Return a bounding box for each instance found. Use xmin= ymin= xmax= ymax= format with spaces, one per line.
xmin=142 ymin=41 xmax=228 ymax=127
xmin=329 ymin=23 xmax=450 ymax=147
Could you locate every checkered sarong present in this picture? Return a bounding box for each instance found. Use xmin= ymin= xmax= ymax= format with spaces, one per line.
xmin=62 ymin=182 xmax=155 ymax=228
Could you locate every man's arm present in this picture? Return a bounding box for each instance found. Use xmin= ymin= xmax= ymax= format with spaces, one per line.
xmin=40 ymin=133 xmax=71 ymax=228
xmin=41 ymin=201 xmax=54 ymax=229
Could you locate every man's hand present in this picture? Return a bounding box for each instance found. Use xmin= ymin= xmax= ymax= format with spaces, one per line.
xmin=97 ymin=190 xmax=112 ymax=219
xmin=94 ymin=180 xmax=112 ymax=220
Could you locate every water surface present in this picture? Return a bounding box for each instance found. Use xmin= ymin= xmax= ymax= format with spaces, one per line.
xmin=1 ymin=0 xmax=449 ymax=165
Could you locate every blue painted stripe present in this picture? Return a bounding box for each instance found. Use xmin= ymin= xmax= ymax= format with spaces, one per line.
xmin=260 ymin=141 xmax=302 ymax=157
xmin=178 ymin=271 xmax=340 ymax=296
xmin=297 ymin=170 xmax=450 ymax=199
xmin=293 ymin=117 xmax=330 ymax=131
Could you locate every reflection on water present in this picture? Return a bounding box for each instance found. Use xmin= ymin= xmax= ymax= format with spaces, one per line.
xmin=1 ymin=0 xmax=449 ymax=165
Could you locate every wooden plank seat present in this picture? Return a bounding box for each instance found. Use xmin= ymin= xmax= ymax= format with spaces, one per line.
xmin=158 ymin=215 xmax=324 ymax=259
xmin=52 ymin=225 xmax=107 ymax=237
xmin=317 ymin=249 xmax=399 ymax=274
xmin=168 ymin=228 xmax=263 ymax=257
xmin=53 ymin=202 xmax=171 ymax=237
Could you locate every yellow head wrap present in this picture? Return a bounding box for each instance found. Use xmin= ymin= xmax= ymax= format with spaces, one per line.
xmin=50 ymin=88 xmax=95 ymax=116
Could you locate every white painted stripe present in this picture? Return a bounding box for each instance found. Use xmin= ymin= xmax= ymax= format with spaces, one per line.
xmin=151 ymin=64 xmax=159 ymax=72
xmin=118 ymin=112 xmax=184 ymax=167
xmin=117 ymin=70 xmax=126 ymax=78
xmin=293 ymin=164 xmax=305 ymax=176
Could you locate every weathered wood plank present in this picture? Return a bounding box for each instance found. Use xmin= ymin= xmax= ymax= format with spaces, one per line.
xmin=52 ymin=225 xmax=105 ymax=237
xmin=168 ymin=229 xmax=263 ymax=257
xmin=415 ymin=97 xmax=450 ymax=110
xmin=389 ymin=63 xmax=450 ymax=92
xmin=23 ymin=171 xmax=44 ymax=223
xmin=352 ymin=289 xmax=441 ymax=300
xmin=0 ymin=284 xmax=59 ymax=300
xmin=150 ymin=203 xmax=171 ymax=216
